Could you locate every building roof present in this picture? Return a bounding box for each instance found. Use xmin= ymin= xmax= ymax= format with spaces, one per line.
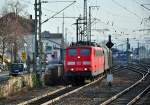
xmin=0 ymin=12 xmax=34 ymax=36
xmin=42 ymin=31 xmax=63 ymax=39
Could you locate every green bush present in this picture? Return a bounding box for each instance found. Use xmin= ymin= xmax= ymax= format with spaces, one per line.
xmin=31 ymin=73 xmax=42 ymax=87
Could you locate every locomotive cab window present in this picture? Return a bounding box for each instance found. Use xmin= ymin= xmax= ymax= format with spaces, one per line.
xmin=68 ymin=49 xmax=77 ymax=56
xmin=80 ymin=49 xmax=90 ymax=56
xmin=95 ymin=50 xmax=103 ymax=56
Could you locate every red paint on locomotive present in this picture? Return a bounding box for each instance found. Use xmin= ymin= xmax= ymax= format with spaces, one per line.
xmin=64 ymin=45 xmax=109 ymax=78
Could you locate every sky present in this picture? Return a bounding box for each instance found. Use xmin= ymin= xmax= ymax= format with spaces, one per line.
xmin=0 ymin=0 xmax=150 ymax=48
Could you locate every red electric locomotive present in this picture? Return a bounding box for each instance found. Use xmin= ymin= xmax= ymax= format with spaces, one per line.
xmin=64 ymin=43 xmax=112 ymax=83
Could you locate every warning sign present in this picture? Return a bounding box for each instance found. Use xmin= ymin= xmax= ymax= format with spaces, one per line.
xmin=107 ymin=74 xmax=113 ymax=82
xmin=22 ymin=52 xmax=26 ymax=61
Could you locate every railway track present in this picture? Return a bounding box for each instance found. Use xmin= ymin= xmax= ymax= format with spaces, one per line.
xmin=49 ymin=64 xmax=142 ymax=105
xmin=18 ymin=72 xmax=106 ymax=105
xmin=135 ymin=87 xmax=150 ymax=105
xmin=18 ymin=63 xmax=149 ymax=105
xmin=18 ymin=65 xmax=122 ymax=105
xmin=100 ymin=62 xmax=150 ymax=105
xmin=130 ymin=61 xmax=150 ymax=105
xmin=18 ymin=65 xmax=121 ymax=105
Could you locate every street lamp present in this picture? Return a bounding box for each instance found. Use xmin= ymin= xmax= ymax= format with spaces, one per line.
xmin=24 ymin=43 xmax=27 ymax=52
xmin=11 ymin=43 xmax=14 ymax=63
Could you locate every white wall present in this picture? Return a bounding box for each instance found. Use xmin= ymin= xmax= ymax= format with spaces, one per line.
xmin=42 ymin=38 xmax=62 ymax=63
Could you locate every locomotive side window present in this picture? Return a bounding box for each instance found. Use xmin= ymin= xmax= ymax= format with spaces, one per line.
xmin=80 ymin=49 xmax=90 ymax=56
xmin=68 ymin=49 xmax=77 ymax=56
xmin=95 ymin=50 xmax=103 ymax=56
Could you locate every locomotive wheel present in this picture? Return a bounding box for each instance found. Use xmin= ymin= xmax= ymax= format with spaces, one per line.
xmin=75 ymin=78 xmax=85 ymax=85
xmin=64 ymin=77 xmax=72 ymax=85
xmin=90 ymin=77 xmax=95 ymax=82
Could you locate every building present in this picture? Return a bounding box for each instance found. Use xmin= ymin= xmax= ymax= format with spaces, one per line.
xmin=0 ymin=12 xmax=35 ymax=62
xmin=42 ymin=31 xmax=63 ymax=63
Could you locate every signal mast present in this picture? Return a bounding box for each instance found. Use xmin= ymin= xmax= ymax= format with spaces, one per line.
xmin=76 ymin=0 xmax=90 ymax=44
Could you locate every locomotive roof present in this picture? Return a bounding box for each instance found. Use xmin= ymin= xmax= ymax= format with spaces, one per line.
xmin=67 ymin=45 xmax=104 ymax=50
xmin=67 ymin=41 xmax=109 ymax=51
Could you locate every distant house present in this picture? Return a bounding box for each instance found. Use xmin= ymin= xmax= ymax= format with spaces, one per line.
xmin=0 ymin=12 xmax=35 ymax=62
xmin=42 ymin=31 xmax=63 ymax=63
xmin=0 ymin=12 xmax=34 ymax=37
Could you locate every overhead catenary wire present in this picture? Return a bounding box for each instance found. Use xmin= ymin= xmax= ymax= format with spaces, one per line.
xmin=111 ymin=0 xmax=142 ymax=19
xmin=93 ymin=17 xmax=133 ymax=38
xmin=74 ymin=2 xmax=82 ymax=16
xmin=132 ymin=0 xmax=150 ymax=11
xmin=21 ymin=0 xmax=57 ymax=13
xmin=93 ymin=17 xmax=120 ymax=32
xmin=22 ymin=0 xmax=76 ymax=24
xmin=141 ymin=4 xmax=150 ymax=11
xmin=42 ymin=1 xmax=76 ymax=24
xmin=42 ymin=1 xmax=76 ymax=3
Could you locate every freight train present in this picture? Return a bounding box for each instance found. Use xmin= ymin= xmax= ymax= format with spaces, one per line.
xmin=64 ymin=42 xmax=112 ymax=83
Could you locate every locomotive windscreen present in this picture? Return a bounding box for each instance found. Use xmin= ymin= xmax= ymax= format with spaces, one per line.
xmin=80 ymin=49 xmax=90 ymax=56
xmin=68 ymin=48 xmax=77 ymax=56
xmin=68 ymin=48 xmax=90 ymax=56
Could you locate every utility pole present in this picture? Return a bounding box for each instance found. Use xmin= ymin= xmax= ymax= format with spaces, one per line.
xmin=76 ymin=17 xmax=79 ymax=43
xmin=137 ymin=41 xmax=139 ymax=59
xmin=39 ymin=0 xmax=43 ymax=72
xmin=34 ymin=0 xmax=76 ymax=72
xmin=65 ymin=28 xmax=67 ymax=43
xmin=34 ymin=0 xmax=42 ymax=73
xmin=75 ymin=16 xmax=84 ymax=43
xmin=89 ymin=6 xmax=91 ymax=43
xmin=62 ymin=13 xmax=65 ymax=49
xmin=89 ymin=6 xmax=99 ymax=43
xmin=126 ymin=38 xmax=130 ymax=63
xmin=75 ymin=0 xmax=88 ymax=43
xmin=83 ymin=0 xmax=88 ymax=42
xmin=34 ymin=0 xmax=38 ymax=72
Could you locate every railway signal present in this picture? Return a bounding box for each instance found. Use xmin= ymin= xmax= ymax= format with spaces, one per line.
xmin=106 ymin=35 xmax=114 ymax=49
xmin=106 ymin=35 xmax=113 ymax=82
xmin=106 ymin=41 xmax=114 ymax=49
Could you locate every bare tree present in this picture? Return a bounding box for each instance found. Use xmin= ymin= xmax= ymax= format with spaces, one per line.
xmin=2 ymin=0 xmax=27 ymax=16
xmin=0 ymin=0 xmax=28 ymax=63
xmin=0 ymin=17 xmax=11 ymax=63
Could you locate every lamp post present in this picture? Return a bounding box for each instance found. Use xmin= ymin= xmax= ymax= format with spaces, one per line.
xmin=24 ymin=43 xmax=27 ymax=53
xmin=23 ymin=43 xmax=28 ymax=71
xmin=11 ymin=43 xmax=14 ymax=63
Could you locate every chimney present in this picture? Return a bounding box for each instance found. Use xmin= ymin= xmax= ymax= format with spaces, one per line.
xmin=30 ymin=15 xmax=32 ymax=20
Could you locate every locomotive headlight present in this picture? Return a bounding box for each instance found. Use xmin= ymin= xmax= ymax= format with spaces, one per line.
xmin=67 ymin=61 xmax=75 ymax=65
xmin=71 ymin=68 xmax=74 ymax=71
xmin=84 ymin=68 xmax=88 ymax=71
xmin=83 ymin=61 xmax=91 ymax=65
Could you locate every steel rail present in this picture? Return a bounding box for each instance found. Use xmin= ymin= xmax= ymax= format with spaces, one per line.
xmin=41 ymin=75 xmax=105 ymax=105
xmin=127 ymin=84 xmax=150 ymax=105
xmin=42 ymin=64 xmax=134 ymax=105
xmin=18 ymin=85 xmax=72 ymax=105
xmin=18 ymin=65 xmax=122 ymax=105
xmin=100 ymin=65 xmax=149 ymax=105
xmin=126 ymin=68 xmax=150 ymax=105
